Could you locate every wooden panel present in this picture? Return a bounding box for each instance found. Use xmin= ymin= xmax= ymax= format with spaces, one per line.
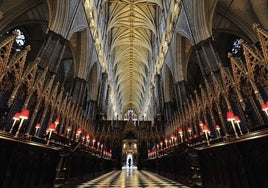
xmin=197 ymin=130 xmax=268 ymax=188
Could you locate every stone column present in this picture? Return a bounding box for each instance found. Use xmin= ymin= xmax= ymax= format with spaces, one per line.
xmin=37 ymin=30 xmax=67 ymax=73
xmin=87 ymin=99 xmax=97 ymax=119
xmin=155 ymin=74 xmax=163 ymax=116
xmin=98 ymin=72 xmax=108 ymax=118
xmin=70 ymin=77 xmax=87 ymax=107
xmin=164 ymin=102 xmax=172 ymax=121
xmin=174 ymin=80 xmax=187 ymax=108
xmin=195 ymin=38 xmax=221 ymax=77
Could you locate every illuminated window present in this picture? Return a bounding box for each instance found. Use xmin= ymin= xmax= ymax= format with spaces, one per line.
xmin=15 ymin=29 xmax=26 ymax=47
xmin=6 ymin=28 xmax=26 ymax=51
xmin=231 ymin=38 xmax=241 ymax=55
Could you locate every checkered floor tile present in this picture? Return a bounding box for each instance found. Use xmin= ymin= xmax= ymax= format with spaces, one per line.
xmin=75 ymin=168 xmax=191 ymax=188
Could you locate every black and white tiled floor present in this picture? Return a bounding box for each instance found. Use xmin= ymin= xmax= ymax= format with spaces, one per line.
xmin=75 ymin=167 xmax=191 ymax=188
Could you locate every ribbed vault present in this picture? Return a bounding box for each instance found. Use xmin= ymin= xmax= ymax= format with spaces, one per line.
xmin=105 ymin=0 xmax=162 ymax=114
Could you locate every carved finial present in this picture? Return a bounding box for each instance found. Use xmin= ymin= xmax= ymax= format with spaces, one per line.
xmin=252 ymin=23 xmax=260 ymax=30
xmin=0 ymin=11 xmax=3 ymax=19
xmin=25 ymin=45 xmax=31 ymax=51
xmin=239 ymin=39 xmax=244 ymax=44
xmin=35 ymin=57 xmax=41 ymax=62
xmin=227 ymin=52 xmax=233 ymax=58
xmin=12 ymin=31 xmax=19 ymax=37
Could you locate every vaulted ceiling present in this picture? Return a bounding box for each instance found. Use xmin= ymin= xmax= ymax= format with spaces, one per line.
xmin=105 ymin=0 xmax=162 ymax=114
xmin=85 ymin=0 xmax=180 ymax=116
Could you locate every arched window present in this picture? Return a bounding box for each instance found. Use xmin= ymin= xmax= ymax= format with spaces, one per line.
xmin=231 ymin=38 xmax=242 ymax=56
xmin=6 ymin=28 xmax=27 ymax=51
xmin=14 ymin=29 xmax=26 ymax=48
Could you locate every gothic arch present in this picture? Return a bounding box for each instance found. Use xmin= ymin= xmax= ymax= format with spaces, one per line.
xmin=214 ymin=1 xmax=258 ymax=43
xmin=162 ymin=64 xmax=175 ymax=103
xmin=87 ymin=62 xmax=100 ymax=101
xmin=68 ymin=29 xmax=91 ymax=79
xmin=0 ymin=1 xmax=48 ymax=32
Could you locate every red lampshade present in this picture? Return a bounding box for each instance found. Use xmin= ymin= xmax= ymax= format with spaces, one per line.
xmin=199 ymin=120 xmax=204 ymax=126
xmin=178 ymin=128 xmax=183 ymax=133
xmin=234 ymin=116 xmax=240 ymax=123
xmin=19 ymin=109 xmax=29 ymax=119
xmin=227 ymin=111 xmax=235 ymax=121
xmin=187 ymin=127 xmax=192 ymax=132
xmin=261 ymin=103 xmax=268 ymax=111
xmin=160 ymin=141 xmax=163 ymax=145
xmin=48 ymin=123 xmax=55 ymax=131
xmin=92 ymin=138 xmax=96 ymax=142
xmin=35 ymin=123 xmax=41 ymax=128
xmin=13 ymin=113 xmax=20 ymax=120
xmin=215 ymin=125 xmax=220 ymax=130
xmin=77 ymin=127 xmax=82 ymax=133
xmin=203 ymin=125 xmax=209 ymax=132
xmin=54 ymin=118 xmax=60 ymax=124
xmin=66 ymin=126 xmax=72 ymax=131
xmin=86 ymin=134 xmax=90 ymax=139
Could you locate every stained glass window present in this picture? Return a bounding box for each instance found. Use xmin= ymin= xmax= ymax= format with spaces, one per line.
xmin=231 ymin=38 xmax=241 ymax=55
xmin=14 ymin=29 xmax=26 ymax=51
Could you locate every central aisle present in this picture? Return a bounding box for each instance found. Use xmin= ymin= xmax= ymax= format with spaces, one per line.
xmin=75 ymin=168 xmax=191 ymax=188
